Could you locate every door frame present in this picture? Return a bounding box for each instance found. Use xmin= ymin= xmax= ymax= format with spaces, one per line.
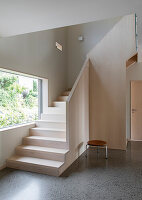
xmin=130 ymin=81 xmax=133 ymax=140
xmin=130 ymin=80 xmax=142 ymax=141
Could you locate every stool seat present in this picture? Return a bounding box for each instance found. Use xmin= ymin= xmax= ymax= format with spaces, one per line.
xmin=87 ymin=140 xmax=107 ymax=146
xmin=86 ymin=140 xmax=108 ymax=159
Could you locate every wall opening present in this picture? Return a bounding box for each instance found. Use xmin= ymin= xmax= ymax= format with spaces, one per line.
xmin=0 ymin=70 xmax=41 ymax=129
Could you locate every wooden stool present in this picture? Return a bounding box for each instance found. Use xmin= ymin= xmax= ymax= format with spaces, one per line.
xmin=86 ymin=140 xmax=108 ymax=159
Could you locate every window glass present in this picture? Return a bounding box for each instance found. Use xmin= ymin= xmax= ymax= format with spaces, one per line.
xmin=0 ymin=70 xmax=39 ymax=128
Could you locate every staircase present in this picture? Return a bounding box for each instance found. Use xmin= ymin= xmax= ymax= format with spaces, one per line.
xmin=7 ymin=90 xmax=70 ymax=176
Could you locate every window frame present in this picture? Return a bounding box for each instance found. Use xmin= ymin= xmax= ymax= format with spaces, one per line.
xmin=0 ymin=69 xmax=42 ymax=129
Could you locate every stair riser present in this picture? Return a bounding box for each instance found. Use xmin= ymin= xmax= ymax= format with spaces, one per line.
xmin=30 ymin=130 xmax=66 ymax=138
xmin=36 ymin=121 xmax=66 ymax=129
xmin=53 ymin=102 xmax=66 ymax=108
xmin=7 ymin=161 xmax=59 ymax=176
xmin=30 ymin=129 xmax=66 ymax=138
xmin=46 ymin=108 xmax=65 ymax=114
xmin=41 ymin=114 xmax=66 ymax=121
xmin=58 ymin=96 xmax=68 ymax=101
xmin=16 ymin=149 xmax=65 ymax=162
xmin=62 ymin=91 xmax=70 ymax=96
xmin=23 ymin=138 xmax=67 ymax=149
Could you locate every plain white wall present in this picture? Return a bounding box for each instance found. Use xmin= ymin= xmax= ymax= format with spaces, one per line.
xmin=0 ymin=123 xmax=35 ymax=168
xmin=126 ymin=62 xmax=142 ymax=139
xmin=0 ymin=1 xmax=141 ymax=45
xmin=0 ymin=27 xmax=67 ymax=105
xmin=0 ymin=17 xmax=125 ymax=102
xmin=1 ymin=1 xmax=142 ymax=63
xmin=67 ymin=16 xmax=122 ymax=88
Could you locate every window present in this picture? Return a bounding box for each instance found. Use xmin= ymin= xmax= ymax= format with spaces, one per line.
xmin=0 ymin=70 xmax=40 ymax=128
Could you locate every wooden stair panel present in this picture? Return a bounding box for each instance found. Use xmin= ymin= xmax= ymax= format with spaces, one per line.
xmin=41 ymin=113 xmax=66 ymax=121
xmin=7 ymin=156 xmax=63 ymax=176
xmin=53 ymin=101 xmax=66 ymax=109
xmin=58 ymin=96 xmax=68 ymax=101
xmin=30 ymin=127 xmax=66 ymax=138
xmin=6 ymin=89 xmax=70 ymax=176
xmin=45 ymin=107 xmax=65 ymax=114
xmin=35 ymin=120 xmax=66 ymax=129
xmin=62 ymin=91 xmax=70 ymax=96
xmin=16 ymin=145 xmax=69 ymax=161
xmin=23 ymin=136 xmax=67 ymax=149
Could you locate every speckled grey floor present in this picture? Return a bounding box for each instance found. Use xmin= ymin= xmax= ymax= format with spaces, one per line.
xmin=0 ymin=141 xmax=142 ymax=200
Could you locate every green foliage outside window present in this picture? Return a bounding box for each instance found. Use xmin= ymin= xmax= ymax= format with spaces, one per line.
xmin=33 ymin=80 xmax=38 ymax=92
xmin=0 ymin=71 xmax=38 ymax=128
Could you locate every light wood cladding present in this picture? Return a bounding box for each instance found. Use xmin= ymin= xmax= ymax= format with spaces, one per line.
xmin=88 ymin=15 xmax=136 ymax=150
xmin=67 ymin=60 xmax=89 ymax=161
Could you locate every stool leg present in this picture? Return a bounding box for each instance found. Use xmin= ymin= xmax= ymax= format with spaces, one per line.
xmin=105 ymin=145 xmax=108 ymax=159
xmin=97 ymin=147 xmax=99 ymax=154
xmin=86 ymin=144 xmax=88 ymax=157
xmin=97 ymin=147 xmax=99 ymax=159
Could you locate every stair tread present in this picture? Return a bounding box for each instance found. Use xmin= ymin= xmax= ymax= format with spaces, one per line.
xmin=17 ymin=145 xmax=69 ymax=153
xmin=36 ymin=120 xmax=66 ymax=123
xmin=47 ymin=107 xmax=63 ymax=110
xmin=42 ymin=113 xmax=65 ymax=115
xmin=54 ymin=101 xmax=66 ymax=103
xmin=63 ymin=91 xmax=70 ymax=93
xmin=59 ymin=95 xmax=68 ymax=97
xmin=8 ymin=156 xmax=64 ymax=168
xmin=25 ymin=136 xmax=66 ymax=142
xmin=31 ymin=127 xmax=66 ymax=132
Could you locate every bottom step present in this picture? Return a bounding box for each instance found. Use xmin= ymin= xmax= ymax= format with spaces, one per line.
xmin=7 ymin=156 xmax=64 ymax=176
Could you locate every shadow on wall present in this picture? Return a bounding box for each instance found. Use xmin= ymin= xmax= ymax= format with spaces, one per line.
xmin=67 ymin=16 xmax=123 ymax=88
xmin=0 ymin=27 xmax=67 ymax=106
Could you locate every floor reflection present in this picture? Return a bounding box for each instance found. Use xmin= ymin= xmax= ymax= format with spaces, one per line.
xmin=11 ymin=181 xmax=40 ymax=200
xmin=0 ymin=141 xmax=142 ymax=200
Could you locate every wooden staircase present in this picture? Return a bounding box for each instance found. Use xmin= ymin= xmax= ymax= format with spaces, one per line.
xmin=7 ymin=90 xmax=71 ymax=176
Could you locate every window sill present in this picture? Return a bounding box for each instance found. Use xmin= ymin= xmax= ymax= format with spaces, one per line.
xmin=0 ymin=122 xmax=35 ymax=132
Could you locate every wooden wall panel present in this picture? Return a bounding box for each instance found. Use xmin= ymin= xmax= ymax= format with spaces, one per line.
xmin=65 ymin=61 xmax=89 ymax=166
xmin=88 ymin=15 xmax=136 ymax=150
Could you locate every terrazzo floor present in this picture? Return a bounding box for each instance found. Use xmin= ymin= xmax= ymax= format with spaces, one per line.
xmin=0 ymin=141 xmax=142 ymax=200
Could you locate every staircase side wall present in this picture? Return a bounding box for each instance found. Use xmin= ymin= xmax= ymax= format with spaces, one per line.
xmin=88 ymin=14 xmax=136 ymax=150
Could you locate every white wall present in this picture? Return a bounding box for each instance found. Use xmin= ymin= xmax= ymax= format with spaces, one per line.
xmin=1 ymin=1 xmax=142 ymax=62
xmin=126 ymin=62 xmax=142 ymax=139
xmin=88 ymin=15 xmax=136 ymax=150
xmin=0 ymin=27 xmax=67 ymax=105
xmin=67 ymin=16 xmax=122 ymax=88
xmin=0 ymin=17 xmax=124 ymax=103
xmin=0 ymin=123 xmax=35 ymax=169
xmin=0 ymin=1 xmax=141 ymax=43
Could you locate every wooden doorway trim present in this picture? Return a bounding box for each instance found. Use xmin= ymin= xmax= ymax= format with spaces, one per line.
xmin=131 ymin=80 xmax=142 ymax=140
xmin=126 ymin=53 xmax=138 ymax=68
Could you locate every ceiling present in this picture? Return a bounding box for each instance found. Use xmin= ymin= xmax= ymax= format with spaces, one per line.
xmin=0 ymin=0 xmax=142 ymax=39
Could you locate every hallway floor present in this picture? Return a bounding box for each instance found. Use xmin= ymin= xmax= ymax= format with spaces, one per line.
xmin=0 ymin=141 xmax=142 ymax=200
